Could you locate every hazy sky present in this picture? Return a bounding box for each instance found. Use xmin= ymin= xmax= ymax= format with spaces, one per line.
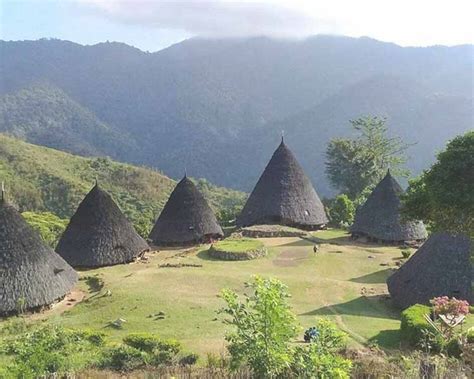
xmin=1 ymin=0 xmax=473 ymax=52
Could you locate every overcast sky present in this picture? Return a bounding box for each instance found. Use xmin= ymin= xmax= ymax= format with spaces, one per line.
xmin=1 ymin=0 xmax=473 ymax=52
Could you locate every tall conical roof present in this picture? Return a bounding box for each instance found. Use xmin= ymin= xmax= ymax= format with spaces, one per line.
xmin=350 ymin=171 xmax=427 ymax=242
xmin=0 ymin=199 xmax=77 ymax=315
xmin=237 ymin=140 xmax=328 ymax=229
xmin=149 ymin=176 xmax=223 ymax=245
xmin=57 ymin=184 xmax=149 ymax=267
xmin=387 ymin=233 xmax=473 ymax=309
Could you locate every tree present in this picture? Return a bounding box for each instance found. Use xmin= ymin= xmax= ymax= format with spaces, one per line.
xmin=402 ymin=131 xmax=474 ymax=237
xmin=220 ymin=276 xmax=299 ymax=377
xmin=220 ymin=277 xmax=352 ymax=378
xmin=327 ymin=194 xmax=356 ymax=227
xmin=325 ymin=116 xmax=410 ymax=199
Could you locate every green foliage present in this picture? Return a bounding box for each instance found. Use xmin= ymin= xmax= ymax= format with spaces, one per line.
xmin=291 ymin=345 xmax=352 ymax=379
xmin=400 ymin=305 xmax=434 ymax=347
xmin=325 ymin=116 xmax=410 ymax=199
xmin=98 ymin=345 xmax=147 ymax=371
xmin=123 ymin=333 xmax=181 ymax=355
xmin=290 ymin=319 xmax=351 ymax=378
xmin=0 ymin=134 xmax=245 ymax=238
xmin=220 ymin=278 xmax=352 ymax=378
xmin=101 ymin=333 xmax=193 ymax=370
xmin=22 ymin=211 xmax=68 ymax=247
xmin=220 ymin=276 xmax=299 ymax=377
xmin=401 ymin=250 xmax=411 ymax=259
xmin=308 ymin=319 xmax=348 ymax=354
xmin=402 ymin=131 xmax=474 ymax=237
xmin=327 ymin=194 xmax=356 ymax=227
xmin=1 ymin=326 xmax=104 ymax=377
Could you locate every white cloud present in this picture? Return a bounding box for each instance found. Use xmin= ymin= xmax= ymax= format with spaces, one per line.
xmin=77 ymin=0 xmax=474 ymax=46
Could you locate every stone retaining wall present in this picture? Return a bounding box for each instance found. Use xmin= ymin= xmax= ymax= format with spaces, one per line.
xmin=208 ymin=246 xmax=267 ymax=261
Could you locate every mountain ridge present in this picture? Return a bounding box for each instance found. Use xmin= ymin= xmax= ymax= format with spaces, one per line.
xmin=1 ymin=36 xmax=472 ymax=195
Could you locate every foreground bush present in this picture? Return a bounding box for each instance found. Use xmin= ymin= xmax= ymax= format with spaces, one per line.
xmin=0 ymin=326 xmax=197 ymax=377
xmin=400 ymin=304 xmax=433 ymax=347
xmin=0 ymin=326 xmax=104 ymax=377
xmin=220 ymin=276 xmax=352 ymax=378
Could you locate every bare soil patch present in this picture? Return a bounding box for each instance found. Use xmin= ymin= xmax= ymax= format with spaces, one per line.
xmin=273 ymin=249 xmax=310 ymax=267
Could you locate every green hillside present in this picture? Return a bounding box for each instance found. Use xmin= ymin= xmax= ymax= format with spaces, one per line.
xmin=0 ymin=84 xmax=138 ymax=160
xmin=0 ymin=134 xmax=246 ymax=236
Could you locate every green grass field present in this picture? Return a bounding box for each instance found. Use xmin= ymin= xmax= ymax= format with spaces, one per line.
xmin=2 ymin=229 xmax=472 ymax=357
xmin=211 ymin=238 xmax=264 ymax=253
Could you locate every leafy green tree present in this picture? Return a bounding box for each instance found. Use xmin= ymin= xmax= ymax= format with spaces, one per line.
xmin=326 ymin=116 xmax=410 ymax=199
xmin=220 ymin=276 xmax=299 ymax=377
xmin=327 ymin=194 xmax=356 ymax=227
xmin=22 ymin=211 xmax=68 ymax=247
xmin=402 ymin=131 xmax=474 ymax=237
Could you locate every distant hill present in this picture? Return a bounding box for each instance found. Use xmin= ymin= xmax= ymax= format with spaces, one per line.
xmin=0 ymin=83 xmax=138 ymax=159
xmin=0 ymin=36 xmax=472 ymax=194
xmin=0 ymin=134 xmax=246 ymax=235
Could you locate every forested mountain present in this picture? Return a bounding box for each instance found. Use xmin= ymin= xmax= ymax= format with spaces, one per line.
xmin=0 ymin=134 xmax=245 ymax=235
xmin=0 ymin=36 xmax=472 ymax=195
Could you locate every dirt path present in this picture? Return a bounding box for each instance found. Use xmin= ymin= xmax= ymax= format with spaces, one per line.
xmin=29 ymin=288 xmax=86 ymax=321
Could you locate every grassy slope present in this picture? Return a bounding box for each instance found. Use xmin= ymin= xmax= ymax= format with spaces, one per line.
xmin=0 ymin=134 xmax=246 ymax=233
xmin=7 ymin=230 xmax=470 ymax=357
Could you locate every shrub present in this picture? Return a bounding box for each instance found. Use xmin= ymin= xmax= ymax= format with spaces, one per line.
xmin=327 ymin=194 xmax=355 ymax=227
xmin=99 ymin=345 xmax=146 ymax=371
xmin=220 ymin=276 xmax=299 ymax=377
xmin=3 ymin=326 xmax=102 ymax=376
xmin=401 ymin=250 xmax=411 ymax=259
xmin=123 ymin=333 xmax=169 ymax=353
xmin=400 ymin=304 xmax=434 ymax=347
xmin=290 ymin=345 xmax=352 ymax=378
xmin=309 ymin=319 xmax=347 ymax=354
xmin=179 ymin=352 xmax=199 ymax=366
xmin=466 ymin=327 xmax=474 ymax=343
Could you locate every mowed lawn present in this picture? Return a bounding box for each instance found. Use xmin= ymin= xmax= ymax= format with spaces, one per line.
xmin=5 ymin=229 xmax=472 ymax=356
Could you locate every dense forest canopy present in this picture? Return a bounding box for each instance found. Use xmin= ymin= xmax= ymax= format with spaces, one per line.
xmin=0 ymin=36 xmax=472 ymax=195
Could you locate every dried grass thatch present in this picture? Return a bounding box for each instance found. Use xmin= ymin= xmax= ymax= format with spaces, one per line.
xmin=387 ymin=233 xmax=473 ymax=309
xmin=351 ymin=171 xmax=427 ymax=243
xmin=149 ymin=176 xmax=223 ymax=245
xmin=237 ymin=139 xmax=328 ymax=230
xmin=56 ymin=184 xmax=149 ymax=268
xmin=0 ymin=198 xmax=77 ymax=315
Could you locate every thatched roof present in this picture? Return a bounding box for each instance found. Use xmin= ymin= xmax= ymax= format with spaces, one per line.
xmin=237 ymin=139 xmax=328 ymax=229
xmin=0 ymin=198 xmax=77 ymax=315
xmin=387 ymin=233 xmax=473 ymax=309
xmin=350 ymin=171 xmax=427 ymax=242
xmin=149 ymin=176 xmax=223 ymax=245
xmin=57 ymin=184 xmax=149 ymax=267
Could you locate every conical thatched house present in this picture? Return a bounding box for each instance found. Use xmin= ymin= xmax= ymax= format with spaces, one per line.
xmin=237 ymin=139 xmax=328 ymax=229
xmin=57 ymin=183 xmax=149 ymax=267
xmin=0 ymin=195 xmax=77 ymax=315
xmin=149 ymin=176 xmax=223 ymax=245
xmin=350 ymin=171 xmax=427 ymax=243
xmin=387 ymin=233 xmax=473 ymax=309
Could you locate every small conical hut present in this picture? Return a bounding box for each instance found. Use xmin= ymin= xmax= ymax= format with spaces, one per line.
xmin=237 ymin=139 xmax=328 ymax=229
xmin=149 ymin=176 xmax=223 ymax=245
xmin=0 ymin=194 xmax=77 ymax=315
xmin=56 ymin=183 xmax=149 ymax=267
xmin=350 ymin=171 xmax=427 ymax=243
xmin=387 ymin=233 xmax=473 ymax=309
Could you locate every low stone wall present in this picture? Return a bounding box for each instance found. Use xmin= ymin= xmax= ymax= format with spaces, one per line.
xmin=240 ymin=225 xmax=308 ymax=238
xmin=208 ymin=246 xmax=267 ymax=261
